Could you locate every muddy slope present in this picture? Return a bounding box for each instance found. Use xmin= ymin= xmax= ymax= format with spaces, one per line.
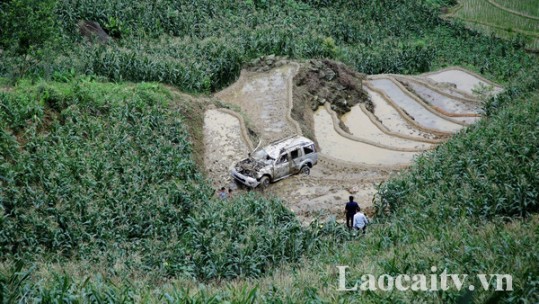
xmin=203 ymin=108 xmax=251 ymax=189
xmin=215 ymin=64 xmax=299 ymax=144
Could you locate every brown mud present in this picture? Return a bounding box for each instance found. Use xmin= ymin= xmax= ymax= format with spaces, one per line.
xmin=203 ymin=108 xmax=251 ymax=190
xmin=215 ymin=64 xmax=299 ymax=144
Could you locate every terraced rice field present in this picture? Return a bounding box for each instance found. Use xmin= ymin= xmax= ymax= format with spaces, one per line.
xmin=215 ymin=64 xmax=299 ymax=143
xmin=203 ymin=109 xmax=251 ymax=189
xmin=396 ymin=77 xmax=481 ymax=121
xmin=340 ymin=102 xmax=434 ymax=150
xmin=367 ymin=78 xmax=464 ymax=133
xmin=313 ymin=105 xmax=419 ymax=165
xmin=449 ymin=0 xmax=539 ymax=51
xmin=206 ymin=63 xmax=501 ymax=222
xmin=422 ymin=67 xmax=503 ymax=96
xmin=359 ymin=87 xmax=442 ymax=142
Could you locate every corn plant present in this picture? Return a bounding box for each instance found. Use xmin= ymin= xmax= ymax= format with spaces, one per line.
xmin=0 ymin=78 xmax=345 ymax=286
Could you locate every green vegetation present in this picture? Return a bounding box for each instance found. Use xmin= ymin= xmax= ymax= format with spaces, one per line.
xmin=0 ymin=78 xmax=344 ymax=284
xmin=448 ymin=0 xmax=539 ymax=51
xmin=0 ymin=0 xmax=58 ymax=55
xmin=1 ymin=0 xmax=539 ymax=302
xmin=489 ymin=0 xmax=539 ymax=19
xmin=326 ymin=92 xmax=539 ymax=303
xmin=379 ymin=86 xmax=539 ymax=218
xmin=1 ymin=0 xmax=537 ymax=90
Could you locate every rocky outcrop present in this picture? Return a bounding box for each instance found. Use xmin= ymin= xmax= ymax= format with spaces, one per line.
xmin=294 ymin=59 xmax=371 ymax=115
xmin=77 ymin=20 xmax=111 ymax=44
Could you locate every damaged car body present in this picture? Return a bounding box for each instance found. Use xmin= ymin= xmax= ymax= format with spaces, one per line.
xmin=231 ymin=135 xmax=318 ymax=188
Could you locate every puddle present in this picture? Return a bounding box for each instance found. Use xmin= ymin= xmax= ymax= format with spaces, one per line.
xmin=424 ymin=69 xmax=502 ymax=96
xmin=203 ymin=109 xmax=250 ymax=189
xmin=313 ymin=107 xmax=419 ymax=165
xmin=368 ymin=78 xmax=464 ymax=133
xmin=215 ymin=65 xmax=298 ymax=143
xmin=341 ymin=104 xmax=433 ymax=150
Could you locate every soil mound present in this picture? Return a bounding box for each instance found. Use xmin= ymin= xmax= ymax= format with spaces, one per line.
xmin=294 ymin=59 xmax=371 ymax=115
xmin=291 ymin=59 xmax=372 ymax=140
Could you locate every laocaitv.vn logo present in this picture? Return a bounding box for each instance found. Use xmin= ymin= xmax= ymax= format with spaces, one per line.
xmin=337 ymin=266 xmax=513 ymax=292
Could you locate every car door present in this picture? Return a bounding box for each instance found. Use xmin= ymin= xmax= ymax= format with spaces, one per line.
xmin=273 ymin=153 xmax=290 ymax=179
xmin=289 ymin=147 xmax=303 ymax=173
xmin=303 ymin=144 xmax=317 ymax=164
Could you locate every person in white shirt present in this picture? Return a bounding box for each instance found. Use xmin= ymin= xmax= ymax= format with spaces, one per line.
xmin=353 ymin=207 xmax=369 ymax=234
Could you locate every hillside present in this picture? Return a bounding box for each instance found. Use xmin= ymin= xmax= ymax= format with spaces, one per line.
xmin=1 ymin=0 xmax=539 ymax=302
xmin=447 ymin=0 xmax=539 ymax=52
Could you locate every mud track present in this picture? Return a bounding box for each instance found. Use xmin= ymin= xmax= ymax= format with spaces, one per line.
xmin=205 ymin=62 xmax=501 ymax=224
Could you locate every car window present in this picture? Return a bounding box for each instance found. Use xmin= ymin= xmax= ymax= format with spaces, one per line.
xmin=291 ymin=149 xmax=301 ymax=160
xmin=252 ymin=149 xmax=269 ymax=160
xmin=303 ymin=145 xmax=314 ymax=155
xmin=277 ymin=154 xmax=288 ymax=164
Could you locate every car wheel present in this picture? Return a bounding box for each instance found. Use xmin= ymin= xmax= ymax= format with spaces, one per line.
xmin=300 ymin=165 xmax=310 ymax=175
xmin=259 ymin=176 xmax=270 ymax=189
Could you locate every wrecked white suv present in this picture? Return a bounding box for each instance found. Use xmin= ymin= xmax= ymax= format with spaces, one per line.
xmin=231 ymin=135 xmax=318 ymax=188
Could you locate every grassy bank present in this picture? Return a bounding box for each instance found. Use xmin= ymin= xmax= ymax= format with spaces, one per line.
xmin=0 ymin=78 xmax=346 ymax=289
xmin=1 ymin=88 xmax=538 ymax=302
xmin=1 ymin=0 xmax=537 ymax=91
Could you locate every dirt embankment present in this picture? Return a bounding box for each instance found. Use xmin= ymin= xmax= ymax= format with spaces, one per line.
xmin=295 ymin=59 xmax=371 ymax=114
xmin=292 ymin=59 xmax=371 ymax=139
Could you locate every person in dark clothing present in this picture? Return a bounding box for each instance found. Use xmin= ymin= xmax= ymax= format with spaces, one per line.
xmin=218 ymin=187 xmax=228 ymax=200
xmin=344 ymin=196 xmax=360 ymax=229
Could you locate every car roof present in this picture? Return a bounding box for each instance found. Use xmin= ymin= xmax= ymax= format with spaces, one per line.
xmin=263 ymin=135 xmax=314 ymax=159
